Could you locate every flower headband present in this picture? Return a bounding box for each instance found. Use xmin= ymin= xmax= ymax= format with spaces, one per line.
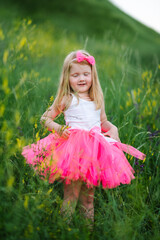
xmin=76 ymin=51 xmax=95 ymax=65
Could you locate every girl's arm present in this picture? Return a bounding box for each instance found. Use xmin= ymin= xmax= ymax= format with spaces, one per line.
xmin=40 ymin=96 xmax=71 ymax=138
xmin=100 ymin=102 xmax=120 ymax=142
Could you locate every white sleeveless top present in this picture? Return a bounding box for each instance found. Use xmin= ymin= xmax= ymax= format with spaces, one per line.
xmin=64 ymin=94 xmax=101 ymax=130
xmin=64 ymin=94 xmax=117 ymax=143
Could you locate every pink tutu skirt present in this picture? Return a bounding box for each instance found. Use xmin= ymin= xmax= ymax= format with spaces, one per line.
xmin=22 ymin=127 xmax=146 ymax=189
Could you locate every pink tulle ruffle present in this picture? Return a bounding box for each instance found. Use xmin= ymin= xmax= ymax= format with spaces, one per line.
xmin=22 ymin=127 xmax=145 ymax=189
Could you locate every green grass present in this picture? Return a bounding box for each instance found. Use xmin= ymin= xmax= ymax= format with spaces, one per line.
xmin=0 ymin=0 xmax=160 ymax=239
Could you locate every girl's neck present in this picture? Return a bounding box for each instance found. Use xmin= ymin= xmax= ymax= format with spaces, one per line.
xmin=77 ymin=92 xmax=92 ymax=101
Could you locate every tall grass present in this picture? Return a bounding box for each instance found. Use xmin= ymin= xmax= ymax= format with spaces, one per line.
xmin=0 ymin=17 xmax=160 ymax=240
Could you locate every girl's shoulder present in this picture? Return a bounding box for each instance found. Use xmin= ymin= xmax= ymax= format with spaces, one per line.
xmin=53 ymin=94 xmax=73 ymax=112
xmin=61 ymin=94 xmax=73 ymax=111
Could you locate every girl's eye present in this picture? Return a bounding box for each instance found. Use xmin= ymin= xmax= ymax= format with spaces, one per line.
xmin=84 ymin=72 xmax=90 ymax=76
xmin=72 ymin=74 xmax=78 ymax=77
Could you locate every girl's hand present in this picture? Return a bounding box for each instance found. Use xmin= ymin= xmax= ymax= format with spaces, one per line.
xmin=103 ymin=126 xmax=121 ymax=142
xmin=57 ymin=125 xmax=71 ymax=139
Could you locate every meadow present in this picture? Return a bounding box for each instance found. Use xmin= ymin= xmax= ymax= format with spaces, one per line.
xmin=0 ymin=0 xmax=160 ymax=239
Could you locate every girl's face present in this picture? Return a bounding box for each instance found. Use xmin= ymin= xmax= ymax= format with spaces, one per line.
xmin=69 ymin=63 xmax=92 ymax=95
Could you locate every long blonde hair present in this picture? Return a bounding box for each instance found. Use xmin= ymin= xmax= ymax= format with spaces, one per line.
xmin=54 ymin=50 xmax=104 ymax=111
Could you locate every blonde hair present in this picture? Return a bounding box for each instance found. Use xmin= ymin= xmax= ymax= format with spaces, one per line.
xmin=54 ymin=50 xmax=104 ymax=111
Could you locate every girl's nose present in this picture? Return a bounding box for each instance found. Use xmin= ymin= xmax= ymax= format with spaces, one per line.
xmin=79 ymin=74 xmax=85 ymax=81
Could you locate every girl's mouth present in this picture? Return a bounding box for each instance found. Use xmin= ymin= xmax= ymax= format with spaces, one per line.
xmin=78 ymin=83 xmax=86 ymax=86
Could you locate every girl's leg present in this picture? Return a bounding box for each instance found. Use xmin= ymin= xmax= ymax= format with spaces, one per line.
xmin=61 ymin=180 xmax=82 ymax=221
xmin=79 ymin=183 xmax=95 ymax=225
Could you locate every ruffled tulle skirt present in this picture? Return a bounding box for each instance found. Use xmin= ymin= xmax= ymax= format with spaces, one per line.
xmin=22 ymin=127 xmax=145 ymax=189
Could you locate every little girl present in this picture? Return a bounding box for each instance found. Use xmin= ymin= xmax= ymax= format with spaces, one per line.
xmin=22 ymin=50 xmax=146 ymax=226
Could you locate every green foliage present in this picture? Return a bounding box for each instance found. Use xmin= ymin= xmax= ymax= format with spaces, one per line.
xmin=0 ymin=1 xmax=160 ymax=239
xmin=1 ymin=0 xmax=160 ymax=68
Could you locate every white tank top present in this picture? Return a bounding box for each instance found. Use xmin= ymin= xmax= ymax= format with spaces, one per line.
xmin=64 ymin=94 xmax=117 ymax=143
xmin=64 ymin=94 xmax=101 ymax=130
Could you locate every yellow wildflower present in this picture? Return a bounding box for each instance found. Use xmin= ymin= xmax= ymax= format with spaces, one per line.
xmin=50 ymin=96 xmax=54 ymax=102
xmin=147 ymin=100 xmax=151 ymax=108
xmin=0 ymin=104 xmax=5 ymax=117
xmin=127 ymin=91 xmax=131 ymax=97
xmin=36 ymin=131 xmax=40 ymax=141
xmin=133 ymin=89 xmax=137 ymax=99
xmin=130 ymin=156 xmax=133 ymax=160
xmin=5 ymin=130 xmax=13 ymax=142
xmin=24 ymin=195 xmax=29 ymax=209
xmin=155 ymin=88 xmax=158 ymax=95
xmin=126 ymin=99 xmax=132 ymax=107
xmin=138 ymin=98 xmax=141 ymax=103
xmin=131 ymin=89 xmax=137 ymax=104
xmin=152 ymin=100 xmax=156 ymax=107
xmin=7 ymin=176 xmax=14 ymax=188
xmin=42 ymin=128 xmax=48 ymax=136
xmin=2 ymin=120 xmax=7 ymax=131
xmin=16 ymin=138 xmax=21 ymax=149
xmin=137 ymin=88 xmax=141 ymax=96
xmin=3 ymin=50 xmax=9 ymax=64
xmin=142 ymin=71 xmax=152 ymax=82
xmin=15 ymin=110 xmax=21 ymax=126
xmin=2 ymin=77 xmax=10 ymax=94
xmin=28 ymin=19 xmax=32 ymax=25
xmin=141 ymin=71 xmax=148 ymax=80
xmin=143 ymin=158 xmax=146 ymax=163
xmin=47 ymin=188 xmax=53 ymax=195
xmin=16 ymin=138 xmax=25 ymax=149
xmin=37 ymin=204 xmax=44 ymax=209
xmin=18 ymin=37 xmax=27 ymax=50
xmin=0 ymin=28 xmax=5 ymax=40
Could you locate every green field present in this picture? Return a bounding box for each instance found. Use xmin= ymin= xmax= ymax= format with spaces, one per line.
xmin=0 ymin=0 xmax=160 ymax=239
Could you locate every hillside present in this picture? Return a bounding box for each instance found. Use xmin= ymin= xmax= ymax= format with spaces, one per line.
xmin=0 ymin=0 xmax=160 ymax=68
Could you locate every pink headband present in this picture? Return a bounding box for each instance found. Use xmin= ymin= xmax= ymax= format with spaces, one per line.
xmin=76 ymin=51 xmax=95 ymax=65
